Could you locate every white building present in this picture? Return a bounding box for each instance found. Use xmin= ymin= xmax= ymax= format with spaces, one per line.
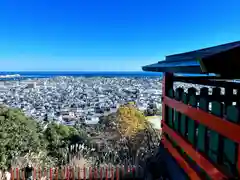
xmin=86 ymin=116 xmax=99 ymax=124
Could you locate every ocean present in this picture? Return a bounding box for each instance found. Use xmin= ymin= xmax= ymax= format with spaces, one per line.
xmin=0 ymin=71 xmax=162 ymax=80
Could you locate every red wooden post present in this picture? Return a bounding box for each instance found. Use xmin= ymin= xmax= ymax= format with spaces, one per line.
xmin=111 ymin=167 xmax=114 ymax=180
xmin=38 ymin=167 xmax=41 ymax=180
xmin=67 ymin=167 xmax=70 ymax=180
xmin=132 ymin=166 xmax=135 ymax=177
xmin=50 ymin=168 xmax=52 ymax=180
xmin=33 ymin=168 xmax=36 ymax=180
xmin=61 ymin=167 xmax=64 ymax=180
xmin=94 ymin=168 xmax=97 ymax=180
xmin=72 ymin=168 xmax=75 ymax=180
xmin=89 ymin=167 xmax=92 ymax=180
xmin=64 ymin=167 xmax=67 ymax=180
xmin=83 ymin=167 xmax=86 ymax=180
xmin=116 ymin=167 xmax=119 ymax=180
xmin=22 ymin=168 xmax=25 ymax=180
xmin=78 ymin=167 xmax=80 ymax=180
xmin=44 ymin=168 xmax=47 ymax=180
xmin=100 ymin=167 xmax=103 ymax=180
xmin=105 ymin=167 xmax=108 ymax=180
xmin=121 ymin=166 xmax=124 ymax=178
xmin=11 ymin=168 xmax=15 ymax=180
xmin=16 ymin=168 xmax=19 ymax=180
xmin=55 ymin=168 xmax=58 ymax=180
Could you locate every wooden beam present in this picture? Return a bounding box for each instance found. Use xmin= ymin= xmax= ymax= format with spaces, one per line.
xmin=162 ymin=137 xmax=202 ymax=180
xmin=164 ymin=96 xmax=240 ymax=143
xmin=163 ymin=122 xmax=228 ymax=179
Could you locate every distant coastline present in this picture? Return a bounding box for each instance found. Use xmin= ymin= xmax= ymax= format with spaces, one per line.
xmin=0 ymin=74 xmax=20 ymax=78
xmin=0 ymin=71 xmax=162 ymax=80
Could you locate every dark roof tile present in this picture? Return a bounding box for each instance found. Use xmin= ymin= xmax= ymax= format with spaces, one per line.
xmin=143 ymin=41 xmax=240 ymax=76
xmin=165 ymin=41 xmax=240 ymax=62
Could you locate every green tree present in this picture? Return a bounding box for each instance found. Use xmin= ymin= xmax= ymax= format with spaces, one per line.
xmin=0 ymin=106 xmax=43 ymax=169
xmin=0 ymin=105 xmax=90 ymax=169
xmin=43 ymin=122 xmax=89 ymax=165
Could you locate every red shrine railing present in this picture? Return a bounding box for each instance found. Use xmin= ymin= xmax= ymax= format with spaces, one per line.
xmin=9 ymin=166 xmax=139 ymax=180
xmin=161 ymin=73 xmax=240 ymax=180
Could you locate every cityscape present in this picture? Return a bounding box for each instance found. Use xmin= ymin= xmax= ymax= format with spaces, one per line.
xmin=0 ymin=76 xmax=162 ymax=126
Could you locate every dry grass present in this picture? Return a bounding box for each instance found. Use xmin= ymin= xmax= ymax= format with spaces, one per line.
xmin=69 ymin=157 xmax=90 ymax=168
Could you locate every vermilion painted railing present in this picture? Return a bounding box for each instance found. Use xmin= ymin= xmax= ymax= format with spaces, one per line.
xmin=162 ymin=96 xmax=240 ymax=179
xmin=162 ymin=122 xmax=227 ymax=179
xmin=161 ymin=137 xmax=201 ymax=180
xmin=161 ymin=73 xmax=240 ymax=179
xmin=9 ymin=166 xmax=139 ymax=180
xmin=164 ymin=96 xmax=240 ymax=143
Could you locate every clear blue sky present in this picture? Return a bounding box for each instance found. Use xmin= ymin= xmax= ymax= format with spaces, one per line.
xmin=0 ymin=0 xmax=240 ymax=71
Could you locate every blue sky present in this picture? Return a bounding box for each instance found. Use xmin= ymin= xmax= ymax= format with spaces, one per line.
xmin=0 ymin=0 xmax=240 ymax=71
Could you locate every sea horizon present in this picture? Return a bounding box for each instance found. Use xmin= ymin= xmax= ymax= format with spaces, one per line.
xmin=0 ymin=71 xmax=162 ymax=80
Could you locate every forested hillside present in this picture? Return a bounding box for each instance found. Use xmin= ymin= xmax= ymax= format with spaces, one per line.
xmin=0 ymin=103 xmax=160 ymax=173
xmin=0 ymin=105 xmax=89 ymax=170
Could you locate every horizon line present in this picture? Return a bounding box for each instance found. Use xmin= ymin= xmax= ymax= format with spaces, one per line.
xmin=0 ymin=70 xmax=159 ymax=73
